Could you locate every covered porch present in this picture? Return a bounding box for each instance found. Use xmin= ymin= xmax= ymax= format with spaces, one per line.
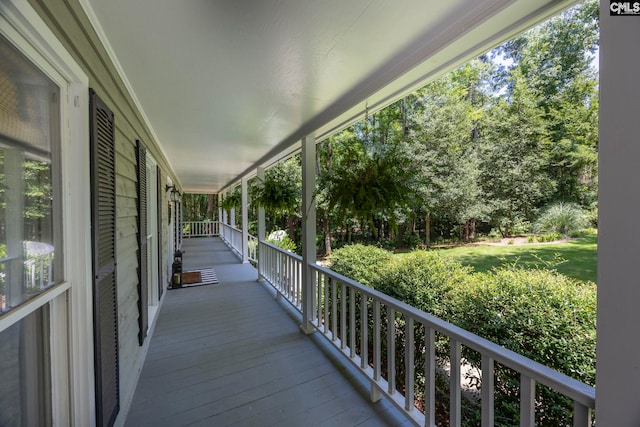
xmin=125 ymin=238 xmax=410 ymax=426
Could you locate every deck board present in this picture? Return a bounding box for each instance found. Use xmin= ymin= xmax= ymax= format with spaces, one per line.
xmin=125 ymin=238 xmax=410 ymax=427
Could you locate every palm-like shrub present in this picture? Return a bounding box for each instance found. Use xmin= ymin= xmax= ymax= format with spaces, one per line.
xmin=534 ymin=202 xmax=587 ymax=236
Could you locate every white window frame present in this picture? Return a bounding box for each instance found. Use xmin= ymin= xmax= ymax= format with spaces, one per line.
xmin=0 ymin=1 xmax=92 ymax=426
xmin=146 ymin=152 xmax=160 ymax=320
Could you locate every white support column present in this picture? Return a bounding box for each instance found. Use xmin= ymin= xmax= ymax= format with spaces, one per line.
xmin=257 ymin=166 xmax=266 ymax=281
xmin=300 ymin=135 xmax=316 ymax=334
xmin=257 ymin=167 xmax=266 ymax=241
xmin=222 ymin=192 xmax=228 ymax=224
xmin=241 ymin=177 xmax=249 ymax=263
xmin=218 ymin=194 xmax=223 ymax=226
xmin=596 ymin=3 xmax=640 ymax=426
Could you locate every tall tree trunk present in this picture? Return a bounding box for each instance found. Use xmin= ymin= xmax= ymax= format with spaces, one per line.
xmin=322 ymin=213 xmax=332 ymax=255
xmin=470 ymin=218 xmax=476 ymax=240
xmin=207 ymin=194 xmax=214 ymax=220
xmin=425 ymin=211 xmax=431 ymax=247
xmin=396 ymin=223 xmax=404 ymax=250
xmin=286 ymin=217 xmax=295 ymax=241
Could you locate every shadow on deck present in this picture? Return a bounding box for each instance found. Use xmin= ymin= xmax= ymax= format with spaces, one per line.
xmin=125 ymin=238 xmax=411 ymax=427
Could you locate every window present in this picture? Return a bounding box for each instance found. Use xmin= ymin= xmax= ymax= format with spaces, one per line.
xmin=0 ymin=33 xmax=60 ymax=314
xmin=0 ymin=305 xmax=51 ymax=426
xmin=0 ymin=31 xmax=62 ymax=426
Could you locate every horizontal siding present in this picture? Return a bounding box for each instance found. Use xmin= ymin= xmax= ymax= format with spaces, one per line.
xmin=26 ymin=1 xmax=178 ymax=425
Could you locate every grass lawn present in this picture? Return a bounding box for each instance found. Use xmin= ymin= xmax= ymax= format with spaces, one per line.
xmin=399 ymin=232 xmax=597 ymax=283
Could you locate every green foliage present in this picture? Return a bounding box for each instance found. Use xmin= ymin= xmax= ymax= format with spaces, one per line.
xmin=375 ymin=251 xmax=472 ymax=319
xmin=536 ymin=232 xmax=564 ymax=242
xmin=182 ymin=193 xmax=217 ymax=221
xmin=479 ymin=67 xmax=555 ymax=236
xmin=328 ymin=242 xmax=596 ymax=424
xmin=535 ymin=202 xmax=587 ymax=236
xmin=251 ymin=158 xmax=301 ymax=217
xmin=266 ymin=230 xmax=297 ymax=252
xmin=406 ymin=61 xmax=489 ymax=242
xmin=220 ymin=186 xmax=241 ymax=212
xmin=448 ymin=267 xmax=596 ymax=425
xmin=585 ymin=207 xmax=598 ymax=228
xmin=328 ymin=244 xmax=391 ymax=287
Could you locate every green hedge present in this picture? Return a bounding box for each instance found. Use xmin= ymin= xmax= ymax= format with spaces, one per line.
xmin=328 ymin=244 xmax=391 ymax=287
xmin=448 ymin=267 xmax=596 ymax=425
xmin=374 ymin=251 xmax=472 ymax=319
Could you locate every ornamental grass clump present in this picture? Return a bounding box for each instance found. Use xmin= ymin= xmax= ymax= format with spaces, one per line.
xmin=534 ymin=202 xmax=588 ymax=236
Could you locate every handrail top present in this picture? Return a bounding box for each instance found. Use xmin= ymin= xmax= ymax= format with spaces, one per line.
xmin=260 ymin=240 xmax=303 ymax=261
xmin=219 ymin=222 xmax=243 ymax=233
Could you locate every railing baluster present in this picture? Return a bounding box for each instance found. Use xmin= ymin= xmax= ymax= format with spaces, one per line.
xmin=292 ymin=258 xmax=297 ymax=304
xmin=450 ymin=339 xmax=461 ymax=427
xmin=340 ymin=282 xmax=347 ymax=350
xmin=286 ymin=256 xmax=291 ymax=298
xmin=371 ymin=299 xmax=381 ymax=402
xmin=331 ymin=278 xmax=338 ymax=341
xmin=361 ymin=292 xmax=368 ymax=370
xmin=373 ymin=300 xmax=381 ymax=379
xmin=324 ymin=276 xmax=329 ymax=334
xmin=520 ymin=375 xmax=535 ymax=427
xmin=573 ymin=401 xmax=591 ymax=427
xmin=387 ymin=306 xmax=396 ymax=395
xmin=349 ymin=286 xmax=356 ymax=359
xmin=482 ymin=355 xmax=495 ymax=427
xmin=317 ymin=272 xmax=323 ymax=327
xmin=404 ymin=316 xmax=414 ymax=412
xmin=297 ymin=259 xmax=302 ymax=306
xmin=424 ymin=326 xmax=435 ymax=427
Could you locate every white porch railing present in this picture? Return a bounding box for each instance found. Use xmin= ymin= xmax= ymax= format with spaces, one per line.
xmin=183 ymin=220 xmax=219 ymax=238
xmin=258 ymin=241 xmax=595 ymax=427
xmin=219 ymin=222 xmax=258 ymax=263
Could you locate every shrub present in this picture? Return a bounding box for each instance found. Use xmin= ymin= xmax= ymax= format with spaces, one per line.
xmin=375 ymin=251 xmax=472 ymax=318
xmin=586 ymin=207 xmax=598 ymax=228
xmin=448 ymin=267 xmax=596 ymax=425
xmin=266 ymin=230 xmax=297 ymax=252
xmin=328 ymin=244 xmax=392 ymax=287
xmin=536 ymin=231 xmax=563 ymax=242
xmin=534 ymin=202 xmax=587 ymax=236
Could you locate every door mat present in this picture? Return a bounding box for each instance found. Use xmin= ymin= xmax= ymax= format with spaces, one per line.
xmin=182 ymin=271 xmax=201 ymax=284
xmin=174 ymin=268 xmax=219 ymax=289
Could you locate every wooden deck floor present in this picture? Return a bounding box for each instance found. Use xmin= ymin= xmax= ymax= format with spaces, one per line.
xmin=125 ymin=238 xmax=411 ymax=427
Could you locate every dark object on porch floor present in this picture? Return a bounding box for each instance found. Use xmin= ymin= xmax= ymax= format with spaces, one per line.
xmin=173 ymin=268 xmax=218 ymax=288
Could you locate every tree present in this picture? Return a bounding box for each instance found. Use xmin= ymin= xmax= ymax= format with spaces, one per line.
xmin=406 ymin=61 xmax=489 ymax=244
xmin=497 ymin=0 xmax=599 ymax=206
xmin=480 ymin=68 xmax=555 ymax=236
xmin=183 ymin=193 xmax=217 ymax=221
xmin=325 ymin=106 xmax=412 ymax=244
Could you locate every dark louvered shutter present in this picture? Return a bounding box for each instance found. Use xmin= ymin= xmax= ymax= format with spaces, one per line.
xmin=156 ymin=165 xmax=164 ymax=298
xmin=136 ymin=140 xmax=148 ymax=345
xmin=89 ymin=89 xmax=119 ymax=427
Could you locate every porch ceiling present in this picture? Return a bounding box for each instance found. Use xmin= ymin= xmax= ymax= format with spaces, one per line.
xmin=82 ymin=0 xmax=574 ymax=193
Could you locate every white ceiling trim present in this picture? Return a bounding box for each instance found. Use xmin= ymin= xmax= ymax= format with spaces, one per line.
xmin=78 ymin=0 xmax=180 ymax=188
